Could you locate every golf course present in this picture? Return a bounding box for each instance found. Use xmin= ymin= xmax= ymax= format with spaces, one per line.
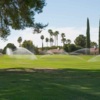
xmin=0 ymin=55 xmax=100 ymax=100
xmin=0 ymin=0 xmax=100 ymax=100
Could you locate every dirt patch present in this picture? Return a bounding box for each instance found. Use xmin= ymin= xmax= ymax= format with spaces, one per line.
xmin=0 ymin=68 xmax=56 ymax=73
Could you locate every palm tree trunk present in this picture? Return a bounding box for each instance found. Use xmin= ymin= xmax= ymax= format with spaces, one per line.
xmin=57 ymin=36 xmax=58 ymax=46
xmin=42 ymin=41 xmax=43 ymax=50
xmin=55 ymin=36 xmax=56 ymax=46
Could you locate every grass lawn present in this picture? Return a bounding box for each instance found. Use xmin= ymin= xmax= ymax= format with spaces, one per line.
xmin=0 ymin=55 xmax=100 ymax=100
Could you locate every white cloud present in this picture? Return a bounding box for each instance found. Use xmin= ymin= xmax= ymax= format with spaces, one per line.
xmin=0 ymin=27 xmax=99 ymax=49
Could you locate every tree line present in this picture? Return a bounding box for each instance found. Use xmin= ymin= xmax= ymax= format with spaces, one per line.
xmin=0 ymin=1 xmax=100 ymax=54
xmin=2 ymin=17 xmax=100 ymax=55
xmin=39 ymin=18 xmax=100 ymax=54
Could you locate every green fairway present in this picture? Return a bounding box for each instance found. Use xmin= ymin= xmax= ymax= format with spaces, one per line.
xmin=0 ymin=55 xmax=100 ymax=69
xmin=0 ymin=55 xmax=100 ymax=100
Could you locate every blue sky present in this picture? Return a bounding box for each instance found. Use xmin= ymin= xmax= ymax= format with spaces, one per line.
xmin=0 ymin=0 xmax=100 ymax=48
xmin=35 ymin=0 xmax=100 ymax=27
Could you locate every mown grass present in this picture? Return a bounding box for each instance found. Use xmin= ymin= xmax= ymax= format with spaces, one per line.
xmin=0 ymin=55 xmax=100 ymax=100
xmin=0 ymin=55 xmax=100 ymax=69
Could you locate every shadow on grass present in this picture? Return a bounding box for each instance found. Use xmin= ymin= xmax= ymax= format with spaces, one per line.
xmin=0 ymin=68 xmax=100 ymax=100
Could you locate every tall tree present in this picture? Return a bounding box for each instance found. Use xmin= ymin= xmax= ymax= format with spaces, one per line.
xmin=86 ymin=18 xmax=90 ymax=54
xmin=50 ymin=38 xmax=54 ymax=47
xmin=17 ymin=36 xmax=22 ymax=47
xmin=61 ymin=33 xmax=65 ymax=39
xmin=61 ymin=38 xmax=66 ymax=46
xmin=61 ymin=33 xmax=66 ymax=46
xmin=86 ymin=18 xmax=91 ymax=48
xmin=54 ymin=31 xmax=59 ymax=46
xmin=0 ymin=0 xmax=46 ymax=38
xmin=45 ymin=37 xmax=49 ymax=47
xmin=99 ymin=20 xmax=100 ymax=54
xmin=48 ymin=29 xmax=53 ymax=46
xmin=40 ymin=35 xmax=44 ymax=50
xmin=48 ymin=29 xmax=53 ymax=38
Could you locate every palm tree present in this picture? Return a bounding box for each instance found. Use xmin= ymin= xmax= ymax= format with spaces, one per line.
xmin=61 ymin=33 xmax=66 ymax=46
xmin=48 ymin=29 xmax=53 ymax=46
xmin=48 ymin=29 xmax=53 ymax=37
xmin=17 ymin=36 xmax=22 ymax=47
xmin=61 ymin=38 xmax=66 ymax=46
xmin=45 ymin=37 xmax=49 ymax=47
xmin=40 ymin=35 xmax=44 ymax=50
xmin=54 ymin=31 xmax=59 ymax=46
xmin=50 ymin=38 xmax=54 ymax=47
xmin=66 ymin=39 xmax=71 ymax=44
xmin=61 ymin=33 xmax=65 ymax=38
